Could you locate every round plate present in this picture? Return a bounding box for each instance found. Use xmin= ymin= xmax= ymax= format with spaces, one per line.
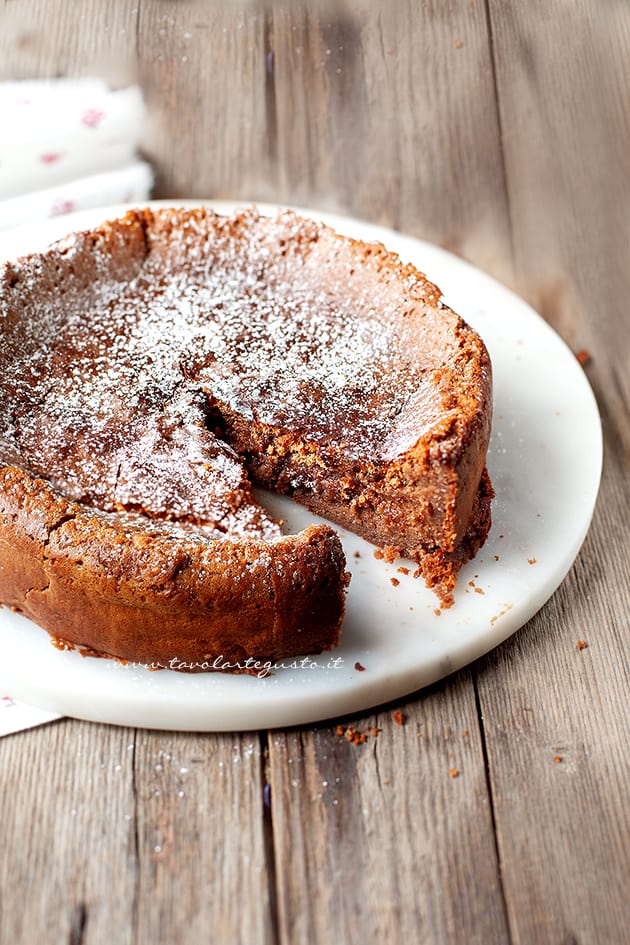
xmin=0 ymin=201 xmax=602 ymax=731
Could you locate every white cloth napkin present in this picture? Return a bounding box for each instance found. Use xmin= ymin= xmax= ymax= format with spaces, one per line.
xmin=0 ymin=78 xmax=153 ymax=230
xmin=0 ymin=696 xmax=61 ymax=737
xmin=0 ymin=78 xmax=153 ymax=733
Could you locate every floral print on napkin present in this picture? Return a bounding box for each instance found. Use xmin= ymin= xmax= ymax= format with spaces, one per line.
xmin=0 ymin=78 xmax=153 ymax=231
xmin=0 ymin=695 xmax=61 ymax=737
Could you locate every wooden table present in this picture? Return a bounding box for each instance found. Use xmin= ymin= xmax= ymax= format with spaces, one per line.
xmin=1 ymin=2 xmax=628 ymax=943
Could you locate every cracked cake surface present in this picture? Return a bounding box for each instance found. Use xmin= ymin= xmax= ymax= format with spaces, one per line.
xmin=0 ymin=207 xmax=492 ymax=671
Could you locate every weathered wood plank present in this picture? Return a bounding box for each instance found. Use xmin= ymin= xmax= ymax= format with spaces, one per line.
xmin=135 ymin=0 xmax=274 ymax=202
xmin=0 ymin=0 xmax=140 ymax=85
xmin=477 ymin=2 xmax=630 ymax=942
xmin=270 ymin=0 xmax=513 ymax=281
xmin=268 ymin=672 xmax=510 ymax=945
xmin=474 ymin=580 xmax=630 ymax=945
xmin=0 ymin=719 xmax=273 ymax=945
xmin=0 ymin=719 xmax=138 ymax=944
xmin=132 ymin=727 xmax=273 ymax=944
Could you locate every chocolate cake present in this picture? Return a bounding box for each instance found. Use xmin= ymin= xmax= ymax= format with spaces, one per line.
xmin=0 ymin=207 xmax=493 ymax=671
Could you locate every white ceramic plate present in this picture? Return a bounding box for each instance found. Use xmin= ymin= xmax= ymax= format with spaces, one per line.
xmin=0 ymin=201 xmax=602 ymax=731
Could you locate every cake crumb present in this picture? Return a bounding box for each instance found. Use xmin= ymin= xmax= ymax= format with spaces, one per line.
xmin=494 ymin=555 xmax=499 ymax=561
xmin=434 ymin=608 xmax=442 ymax=616
xmin=463 ymin=729 xmax=469 ymax=737
xmin=353 ymin=550 xmax=361 ymax=559
xmin=449 ymin=768 xmax=459 ymax=778
xmin=390 ymin=577 xmax=400 ymax=587
xmin=337 ymin=724 xmax=368 ymax=746
xmin=374 ymin=549 xmax=385 ymax=560
xmin=354 ymin=661 xmax=366 ymax=672
xmin=383 ymin=779 xmax=390 ymax=785
xmin=474 ymin=587 xmax=484 ymax=595
xmin=453 ymin=38 xmax=463 ymax=49
xmin=528 ymin=557 xmax=537 ymax=565
xmin=576 ymin=640 xmax=588 ymax=650
xmin=393 ymin=710 xmax=405 ymax=726
xmin=575 ymin=349 xmax=591 ymax=366
xmin=468 ymin=580 xmax=475 ymax=587
xmin=499 ymin=534 xmax=505 ymax=539
xmin=397 ymin=566 xmax=410 ymax=575
xmin=371 ymin=727 xmax=382 ymax=738
xmin=490 ymin=603 xmax=513 ymax=625
xmin=553 ymin=755 xmax=562 ymax=763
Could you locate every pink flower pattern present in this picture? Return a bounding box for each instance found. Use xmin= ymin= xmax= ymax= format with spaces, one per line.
xmin=39 ymin=152 xmax=62 ymax=164
xmin=81 ymin=107 xmax=105 ymax=128
xmin=51 ymin=198 xmax=75 ymax=216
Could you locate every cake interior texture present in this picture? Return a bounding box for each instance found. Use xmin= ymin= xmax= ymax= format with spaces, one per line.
xmin=0 ymin=207 xmax=493 ymax=670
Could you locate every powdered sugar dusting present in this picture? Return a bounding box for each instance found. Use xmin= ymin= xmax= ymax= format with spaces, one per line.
xmin=0 ymin=207 xmax=465 ymax=544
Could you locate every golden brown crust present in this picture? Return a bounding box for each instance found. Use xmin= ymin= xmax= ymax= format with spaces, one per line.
xmin=0 ymin=207 xmax=493 ymax=671
xmin=0 ymin=467 xmax=345 ymax=668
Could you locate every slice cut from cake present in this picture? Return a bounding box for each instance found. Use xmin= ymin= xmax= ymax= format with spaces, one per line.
xmin=0 ymin=207 xmax=492 ymax=671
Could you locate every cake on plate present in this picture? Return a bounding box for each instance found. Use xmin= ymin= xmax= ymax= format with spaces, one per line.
xmin=0 ymin=207 xmax=492 ymax=671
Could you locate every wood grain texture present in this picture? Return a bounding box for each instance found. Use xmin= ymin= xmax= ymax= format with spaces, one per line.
xmin=132 ymin=727 xmax=273 ymax=944
xmin=0 ymin=719 xmax=139 ymax=945
xmin=269 ymin=0 xmax=513 ymax=280
xmin=136 ymin=1 xmax=274 ymax=201
xmin=267 ymin=672 xmax=511 ymax=945
xmin=0 ymin=0 xmax=629 ymax=943
xmin=477 ymin=2 xmax=630 ymax=942
xmin=0 ymin=0 xmax=140 ymax=85
xmin=0 ymin=719 xmax=273 ymax=945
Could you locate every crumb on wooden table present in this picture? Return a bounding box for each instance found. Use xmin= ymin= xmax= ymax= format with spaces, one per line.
xmin=553 ymin=755 xmax=562 ymax=763
xmin=575 ymin=349 xmax=591 ymax=366
xmin=393 ymin=710 xmax=405 ymax=726
xmin=453 ymin=38 xmax=463 ymax=48
xmin=577 ymin=640 xmax=588 ymax=650
xmin=449 ymin=767 xmax=459 ymax=778
xmin=335 ymin=724 xmax=369 ymax=746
